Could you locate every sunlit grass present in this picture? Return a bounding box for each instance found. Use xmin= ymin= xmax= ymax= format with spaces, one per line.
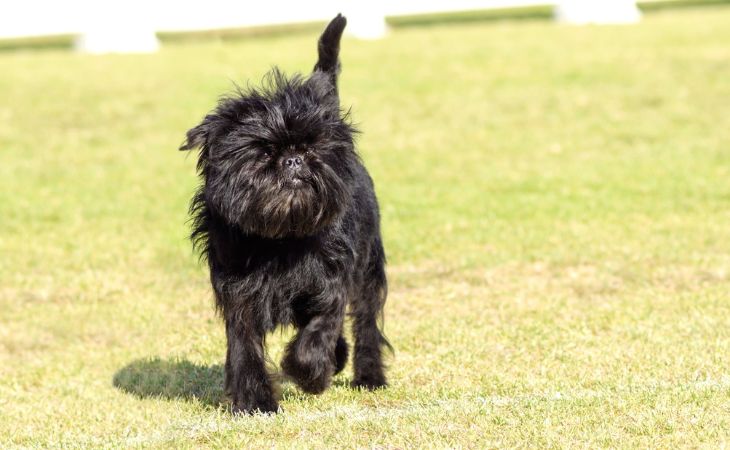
xmin=1 ymin=6 xmax=730 ymax=448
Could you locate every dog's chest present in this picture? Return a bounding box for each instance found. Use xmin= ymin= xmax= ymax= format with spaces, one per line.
xmin=214 ymin=234 xmax=353 ymax=328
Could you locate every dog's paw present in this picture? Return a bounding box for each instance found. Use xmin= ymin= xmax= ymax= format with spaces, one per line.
xmin=351 ymin=373 xmax=387 ymax=391
xmin=231 ymin=397 xmax=279 ymax=415
xmin=281 ymin=351 xmax=332 ymax=395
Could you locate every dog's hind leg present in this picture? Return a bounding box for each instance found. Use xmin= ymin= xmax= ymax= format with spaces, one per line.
xmin=334 ymin=334 xmax=349 ymax=375
xmin=351 ymin=248 xmax=389 ymax=390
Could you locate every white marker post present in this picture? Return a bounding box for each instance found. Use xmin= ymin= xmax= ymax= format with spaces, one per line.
xmin=74 ymin=2 xmax=159 ymax=54
xmin=343 ymin=3 xmax=388 ymax=39
xmin=555 ymin=0 xmax=641 ymax=25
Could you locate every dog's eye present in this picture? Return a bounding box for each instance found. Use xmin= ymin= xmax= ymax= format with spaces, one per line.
xmin=262 ymin=148 xmax=273 ymax=158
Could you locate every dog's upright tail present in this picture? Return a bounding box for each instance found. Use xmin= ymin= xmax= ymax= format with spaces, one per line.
xmin=313 ymin=14 xmax=347 ymax=89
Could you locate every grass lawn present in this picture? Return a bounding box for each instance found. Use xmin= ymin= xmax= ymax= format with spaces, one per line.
xmin=2 ymin=6 xmax=730 ymax=448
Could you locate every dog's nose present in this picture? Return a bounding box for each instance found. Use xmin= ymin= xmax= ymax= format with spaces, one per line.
xmin=284 ymin=156 xmax=303 ymax=170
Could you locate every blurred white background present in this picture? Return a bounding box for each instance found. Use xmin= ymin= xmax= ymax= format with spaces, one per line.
xmin=0 ymin=0 xmax=641 ymax=52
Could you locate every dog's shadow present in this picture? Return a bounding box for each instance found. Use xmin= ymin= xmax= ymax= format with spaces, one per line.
xmin=113 ymin=358 xmax=226 ymax=407
xmin=113 ymin=357 xmax=353 ymax=407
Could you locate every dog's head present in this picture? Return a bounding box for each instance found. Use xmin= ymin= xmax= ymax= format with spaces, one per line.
xmin=181 ymin=15 xmax=357 ymax=239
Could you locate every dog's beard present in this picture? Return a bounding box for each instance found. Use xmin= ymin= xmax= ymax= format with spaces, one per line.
xmin=207 ymin=162 xmax=350 ymax=239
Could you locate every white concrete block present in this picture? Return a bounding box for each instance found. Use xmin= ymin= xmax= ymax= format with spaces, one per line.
xmin=555 ymin=0 xmax=641 ymax=25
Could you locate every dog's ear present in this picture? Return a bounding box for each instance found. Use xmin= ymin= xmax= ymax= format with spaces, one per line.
xmin=313 ymin=14 xmax=347 ymax=92
xmin=179 ymin=114 xmax=217 ymax=151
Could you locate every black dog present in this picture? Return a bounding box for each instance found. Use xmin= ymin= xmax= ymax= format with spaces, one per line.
xmin=180 ymin=14 xmax=389 ymax=414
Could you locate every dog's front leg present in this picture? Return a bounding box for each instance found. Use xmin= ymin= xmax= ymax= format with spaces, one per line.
xmin=282 ymin=299 xmax=345 ymax=394
xmin=224 ymin=316 xmax=278 ymax=414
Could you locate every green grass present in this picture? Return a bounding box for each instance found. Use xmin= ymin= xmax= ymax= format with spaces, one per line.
xmin=2 ymin=6 xmax=730 ymax=448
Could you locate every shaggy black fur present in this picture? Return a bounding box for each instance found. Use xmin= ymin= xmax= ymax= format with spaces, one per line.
xmin=180 ymin=14 xmax=389 ymax=414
